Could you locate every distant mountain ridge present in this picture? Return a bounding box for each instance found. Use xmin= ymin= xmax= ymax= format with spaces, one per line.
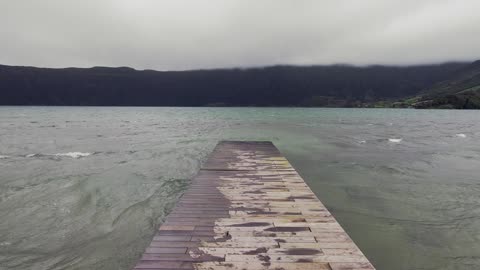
xmin=0 ymin=62 xmax=474 ymax=107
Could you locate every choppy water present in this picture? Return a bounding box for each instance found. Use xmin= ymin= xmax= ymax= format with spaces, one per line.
xmin=0 ymin=107 xmax=479 ymax=270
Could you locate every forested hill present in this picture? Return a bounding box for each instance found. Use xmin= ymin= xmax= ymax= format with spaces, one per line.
xmin=402 ymin=60 xmax=480 ymax=109
xmin=0 ymin=62 xmax=469 ymax=107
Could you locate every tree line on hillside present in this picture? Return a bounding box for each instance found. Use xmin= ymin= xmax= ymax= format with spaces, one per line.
xmin=0 ymin=62 xmax=470 ymax=107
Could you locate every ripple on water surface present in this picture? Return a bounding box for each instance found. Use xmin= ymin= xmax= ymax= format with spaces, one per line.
xmin=0 ymin=107 xmax=479 ymax=270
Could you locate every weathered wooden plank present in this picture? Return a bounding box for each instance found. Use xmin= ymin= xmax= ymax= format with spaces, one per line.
xmin=144 ymin=247 xmax=188 ymax=254
xmin=132 ymin=141 xmax=375 ymax=270
xmin=159 ymin=226 xmax=195 ymax=231
xmin=193 ymin=262 xmax=332 ymax=270
xmin=194 ymin=247 xmax=325 ymax=256
xmin=133 ymin=260 xmax=193 ymax=269
xmin=149 ymin=241 xmax=200 ymax=248
xmin=329 ymin=262 xmax=376 ymax=270
xmin=225 ymin=254 xmax=370 ymax=263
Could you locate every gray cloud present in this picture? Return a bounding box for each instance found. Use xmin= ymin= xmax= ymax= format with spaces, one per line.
xmin=1 ymin=0 xmax=479 ymax=70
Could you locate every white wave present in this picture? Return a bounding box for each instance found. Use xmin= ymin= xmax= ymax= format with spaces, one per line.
xmin=54 ymin=152 xmax=92 ymax=159
xmin=358 ymin=140 xmax=366 ymax=144
xmin=26 ymin=154 xmax=38 ymax=158
xmin=0 ymin=155 xmax=9 ymax=159
xmin=456 ymin=133 xmax=467 ymax=138
xmin=388 ymin=138 xmax=402 ymax=143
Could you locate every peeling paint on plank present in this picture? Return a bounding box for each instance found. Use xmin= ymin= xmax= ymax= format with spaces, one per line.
xmin=132 ymin=141 xmax=375 ymax=270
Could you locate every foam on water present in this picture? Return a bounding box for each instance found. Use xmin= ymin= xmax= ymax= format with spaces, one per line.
xmin=0 ymin=155 xmax=9 ymax=159
xmin=54 ymin=152 xmax=93 ymax=158
xmin=24 ymin=152 xmax=93 ymax=159
xmin=456 ymin=133 xmax=467 ymax=138
xmin=388 ymin=138 xmax=403 ymax=143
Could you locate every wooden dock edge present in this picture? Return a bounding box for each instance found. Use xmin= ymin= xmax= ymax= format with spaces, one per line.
xmin=132 ymin=141 xmax=376 ymax=270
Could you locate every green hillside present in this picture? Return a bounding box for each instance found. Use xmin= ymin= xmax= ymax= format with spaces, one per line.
xmin=402 ymin=60 xmax=480 ymax=109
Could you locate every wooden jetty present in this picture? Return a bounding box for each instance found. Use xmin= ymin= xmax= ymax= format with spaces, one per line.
xmin=133 ymin=141 xmax=375 ymax=270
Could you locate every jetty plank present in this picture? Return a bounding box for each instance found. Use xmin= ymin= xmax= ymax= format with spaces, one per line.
xmin=132 ymin=141 xmax=375 ymax=270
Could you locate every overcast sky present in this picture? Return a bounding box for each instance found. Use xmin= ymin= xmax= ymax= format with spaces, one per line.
xmin=1 ymin=0 xmax=479 ymax=70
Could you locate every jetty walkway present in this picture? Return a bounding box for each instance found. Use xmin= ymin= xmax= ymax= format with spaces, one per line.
xmin=132 ymin=141 xmax=375 ymax=270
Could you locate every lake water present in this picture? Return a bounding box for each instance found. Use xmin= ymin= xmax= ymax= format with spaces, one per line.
xmin=0 ymin=107 xmax=479 ymax=270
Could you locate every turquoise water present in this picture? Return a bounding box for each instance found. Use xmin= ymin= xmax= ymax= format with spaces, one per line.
xmin=0 ymin=107 xmax=479 ymax=270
